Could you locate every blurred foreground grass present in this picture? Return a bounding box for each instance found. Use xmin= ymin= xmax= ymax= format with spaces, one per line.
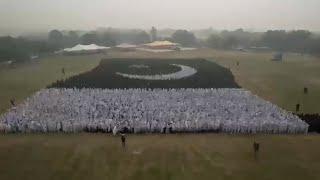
xmin=0 ymin=134 xmax=319 ymax=180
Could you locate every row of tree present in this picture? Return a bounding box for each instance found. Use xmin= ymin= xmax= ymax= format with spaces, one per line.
xmin=0 ymin=29 xmax=153 ymax=63
xmin=206 ymin=29 xmax=320 ymax=54
xmin=0 ymin=36 xmax=53 ymax=63
xmin=47 ymin=28 xmax=198 ymax=50
xmin=1 ymin=28 xmax=320 ymax=63
xmin=0 ymin=27 xmax=199 ymax=63
xmin=48 ymin=29 xmax=151 ymax=50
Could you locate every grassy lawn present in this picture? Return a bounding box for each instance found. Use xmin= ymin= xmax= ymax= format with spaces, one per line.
xmin=106 ymin=49 xmax=320 ymax=113
xmin=0 ymin=54 xmax=102 ymax=114
xmin=0 ymin=134 xmax=319 ymax=180
xmin=208 ymin=51 xmax=320 ymax=113
xmin=0 ymin=50 xmax=319 ymax=179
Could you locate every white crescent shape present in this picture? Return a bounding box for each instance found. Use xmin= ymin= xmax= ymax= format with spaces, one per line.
xmin=116 ymin=64 xmax=197 ymax=80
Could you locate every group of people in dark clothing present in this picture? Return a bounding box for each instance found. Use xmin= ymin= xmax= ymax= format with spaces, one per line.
xmin=297 ymin=114 xmax=320 ymax=133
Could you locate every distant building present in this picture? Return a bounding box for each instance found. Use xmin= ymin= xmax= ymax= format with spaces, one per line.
xmin=114 ymin=43 xmax=137 ymax=51
xmin=142 ymin=41 xmax=179 ymax=50
xmin=249 ymin=46 xmax=271 ymax=52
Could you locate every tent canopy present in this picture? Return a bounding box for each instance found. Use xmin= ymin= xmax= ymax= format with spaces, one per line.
xmin=63 ymin=44 xmax=110 ymax=52
xmin=116 ymin=43 xmax=137 ymax=48
xmin=144 ymin=41 xmax=179 ymax=47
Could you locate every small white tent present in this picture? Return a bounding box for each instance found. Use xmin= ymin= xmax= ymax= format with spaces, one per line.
xmin=63 ymin=44 xmax=110 ymax=54
xmin=116 ymin=43 xmax=137 ymax=49
xmin=114 ymin=43 xmax=137 ymax=51
xmin=143 ymin=41 xmax=179 ymax=49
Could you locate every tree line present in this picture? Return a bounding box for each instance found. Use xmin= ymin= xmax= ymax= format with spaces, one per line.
xmin=206 ymin=29 xmax=320 ymax=54
xmin=0 ymin=36 xmax=53 ymax=63
xmin=1 ymin=28 xmax=320 ymax=63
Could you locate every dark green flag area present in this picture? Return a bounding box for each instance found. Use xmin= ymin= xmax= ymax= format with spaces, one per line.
xmin=50 ymin=58 xmax=240 ymax=89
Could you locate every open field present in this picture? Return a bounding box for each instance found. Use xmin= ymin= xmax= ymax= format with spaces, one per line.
xmin=105 ymin=49 xmax=320 ymax=113
xmin=1 ymin=49 xmax=320 ymax=113
xmin=0 ymin=54 xmax=102 ymax=114
xmin=211 ymin=52 xmax=320 ymax=114
xmin=0 ymin=134 xmax=319 ymax=180
xmin=0 ymin=49 xmax=319 ymax=179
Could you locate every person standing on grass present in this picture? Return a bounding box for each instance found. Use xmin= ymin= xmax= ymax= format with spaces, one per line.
xmin=113 ymin=126 xmax=118 ymax=135
xmin=296 ymin=103 xmax=300 ymax=112
xmin=62 ymin=68 xmax=65 ymax=75
xmin=10 ymin=98 xmax=16 ymax=106
xmin=121 ymin=134 xmax=126 ymax=149
xmin=253 ymin=141 xmax=260 ymax=160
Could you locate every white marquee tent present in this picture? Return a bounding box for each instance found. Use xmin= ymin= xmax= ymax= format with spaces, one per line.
xmin=115 ymin=43 xmax=138 ymax=49
xmin=63 ymin=44 xmax=110 ymax=54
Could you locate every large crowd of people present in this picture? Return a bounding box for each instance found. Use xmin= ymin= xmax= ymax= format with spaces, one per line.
xmin=0 ymin=88 xmax=308 ymax=134
xmin=116 ymin=64 xmax=197 ymax=80
xmin=297 ymin=114 xmax=320 ymax=133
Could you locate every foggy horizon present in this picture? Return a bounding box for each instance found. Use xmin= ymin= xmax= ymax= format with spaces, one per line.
xmin=1 ymin=0 xmax=320 ymax=36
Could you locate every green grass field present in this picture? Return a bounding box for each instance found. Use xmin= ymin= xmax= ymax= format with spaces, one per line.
xmin=0 ymin=49 xmax=320 ymax=180
xmin=209 ymin=51 xmax=320 ymax=114
xmin=0 ymin=54 xmax=102 ymax=114
xmin=0 ymin=134 xmax=319 ymax=180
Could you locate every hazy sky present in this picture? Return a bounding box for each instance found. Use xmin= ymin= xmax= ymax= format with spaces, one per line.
xmin=1 ymin=0 xmax=320 ymax=35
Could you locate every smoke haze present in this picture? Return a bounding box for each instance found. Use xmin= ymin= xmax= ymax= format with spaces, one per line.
xmin=1 ymin=0 xmax=320 ymax=35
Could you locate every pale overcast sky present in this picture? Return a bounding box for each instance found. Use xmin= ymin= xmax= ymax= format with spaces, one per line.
xmin=0 ymin=0 xmax=320 ymax=35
